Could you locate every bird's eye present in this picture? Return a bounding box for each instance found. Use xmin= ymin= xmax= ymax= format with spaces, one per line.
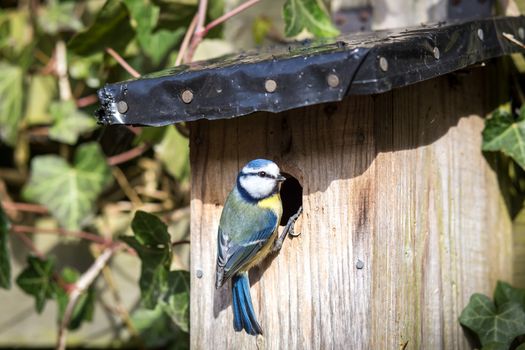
xmin=258 ymin=171 xmax=266 ymax=177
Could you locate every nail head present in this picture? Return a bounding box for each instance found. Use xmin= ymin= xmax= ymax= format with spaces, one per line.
xmin=265 ymin=79 xmax=277 ymax=93
xmin=356 ymin=259 xmax=364 ymax=269
xmin=117 ymin=101 xmax=128 ymax=114
xmin=379 ymin=56 xmax=388 ymax=72
xmin=181 ymin=89 xmax=194 ymax=104
xmin=327 ymin=73 xmax=340 ymax=88
xmin=196 ymin=269 xmax=203 ymax=278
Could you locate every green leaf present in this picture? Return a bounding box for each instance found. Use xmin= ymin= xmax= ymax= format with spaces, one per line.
xmin=155 ymin=126 xmax=190 ymax=182
xmin=56 ymin=267 xmax=95 ymax=330
xmin=283 ymin=0 xmax=339 ymax=38
xmin=48 ymin=100 xmax=97 ymax=145
xmin=159 ymin=270 xmax=190 ymax=332
xmin=482 ymin=107 xmax=525 ymax=170
xmin=37 ymin=0 xmax=83 ymax=35
xmin=68 ymin=0 xmax=135 ymax=56
xmin=459 ymin=293 xmax=525 ymax=348
xmin=481 ymin=342 xmax=510 ymax=350
xmin=0 ymin=62 xmax=24 ymax=146
xmin=23 ymin=142 xmax=111 ymax=230
xmin=24 ymin=75 xmax=57 ymax=126
xmin=121 ymin=211 xmax=172 ymax=308
xmin=16 ymin=256 xmax=56 ymax=313
xmin=131 ymin=304 xmax=184 ymax=348
xmin=494 ymin=281 xmax=525 ymax=309
xmin=123 ymin=0 xmax=184 ymax=65
xmin=0 ymin=202 xmax=11 ymax=289
xmin=516 ymin=343 xmax=525 ymax=350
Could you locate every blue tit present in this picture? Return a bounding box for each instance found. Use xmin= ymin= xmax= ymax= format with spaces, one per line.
xmin=215 ymin=159 xmax=286 ymax=335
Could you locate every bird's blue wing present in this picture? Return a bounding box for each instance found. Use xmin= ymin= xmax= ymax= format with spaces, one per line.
xmin=216 ymin=190 xmax=279 ymax=287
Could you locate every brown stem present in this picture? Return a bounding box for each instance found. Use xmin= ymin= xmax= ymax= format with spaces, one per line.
xmin=106 ymin=48 xmax=140 ymax=78
xmin=76 ymin=94 xmax=99 ymax=108
xmin=13 ymin=231 xmax=46 ymax=259
xmin=202 ymin=0 xmax=261 ymax=36
xmin=11 ymin=225 xmax=110 ymax=245
xmin=172 ymin=240 xmax=190 ymax=247
xmin=1 ymin=201 xmax=48 ymax=214
xmin=56 ymin=246 xmax=117 ymax=350
xmin=107 ymin=144 xmax=149 ymax=166
xmin=176 ymin=14 xmax=199 ymax=66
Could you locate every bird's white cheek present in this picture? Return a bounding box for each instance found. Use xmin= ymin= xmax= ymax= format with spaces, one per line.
xmin=240 ymin=177 xmax=275 ymax=199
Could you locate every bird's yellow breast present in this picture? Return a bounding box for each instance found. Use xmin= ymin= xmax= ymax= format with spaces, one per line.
xmin=257 ymin=193 xmax=283 ymax=218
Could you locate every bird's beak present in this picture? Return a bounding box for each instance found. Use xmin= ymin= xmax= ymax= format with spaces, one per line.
xmin=277 ymin=174 xmax=286 ymax=182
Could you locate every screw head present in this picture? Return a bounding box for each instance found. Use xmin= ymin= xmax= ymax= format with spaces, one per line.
xmin=181 ymin=89 xmax=194 ymax=104
xmin=477 ymin=28 xmax=484 ymax=40
xmin=356 ymin=259 xmax=364 ymax=269
xmin=117 ymin=101 xmax=128 ymax=114
xmin=265 ymin=79 xmax=277 ymax=93
xmin=379 ymin=56 xmax=388 ymax=72
xmin=327 ymin=73 xmax=340 ymax=88
xmin=196 ymin=269 xmax=203 ymax=279
xmin=433 ymin=47 xmax=440 ymax=60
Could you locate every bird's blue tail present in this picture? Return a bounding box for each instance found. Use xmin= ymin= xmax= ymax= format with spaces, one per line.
xmin=231 ymin=273 xmax=263 ymax=335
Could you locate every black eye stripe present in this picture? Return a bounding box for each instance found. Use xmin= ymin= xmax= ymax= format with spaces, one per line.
xmin=242 ymin=171 xmax=276 ymax=179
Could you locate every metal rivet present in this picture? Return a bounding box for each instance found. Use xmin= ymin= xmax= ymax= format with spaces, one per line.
xmin=433 ymin=47 xmax=440 ymax=60
xmin=519 ymin=27 xmax=525 ymax=40
xmin=117 ymin=101 xmax=128 ymax=114
xmin=327 ymin=73 xmax=340 ymax=88
xmin=356 ymin=260 xmax=364 ymax=269
xmin=379 ymin=56 xmax=388 ymax=72
xmin=196 ymin=269 xmax=203 ymax=278
xmin=265 ymin=79 xmax=277 ymax=93
xmin=181 ymin=89 xmax=194 ymax=104
xmin=477 ymin=28 xmax=484 ymax=40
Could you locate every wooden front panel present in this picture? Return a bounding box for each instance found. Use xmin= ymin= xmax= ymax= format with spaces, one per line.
xmin=189 ymin=67 xmax=512 ymax=349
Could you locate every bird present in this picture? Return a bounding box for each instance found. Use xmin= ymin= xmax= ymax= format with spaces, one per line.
xmin=215 ymin=159 xmax=287 ymax=336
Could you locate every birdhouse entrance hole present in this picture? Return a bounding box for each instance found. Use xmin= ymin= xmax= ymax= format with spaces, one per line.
xmin=279 ymin=174 xmax=302 ymax=226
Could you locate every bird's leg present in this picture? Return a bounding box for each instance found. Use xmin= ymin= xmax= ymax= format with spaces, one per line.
xmin=272 ymin=206 xmax=303 ymax=253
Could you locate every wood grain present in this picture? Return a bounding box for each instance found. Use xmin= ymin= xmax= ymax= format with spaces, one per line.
xmin=189 ymin=67 xmax=512 ymax=349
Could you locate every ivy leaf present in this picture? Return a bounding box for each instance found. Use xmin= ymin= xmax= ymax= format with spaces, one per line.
xmin=56 ymin=267 xmax=95 ymax=330
xmin=283 ymin=0 xmax=339 ymax=38
xmin=37 ymin=1 xmax=83 ymax=35
xmin=23 ymin=142 xmax=111 ymax=231
xmin=482 ymin=107 xmax=525 ymax=170
xmin=155 ymin=126 xmax=190 ymax=183
xmin=494 ymin=281 xmax=525 ymax=309
xmin=48 ymin=100 xmax=97 ymax=145
xmin=68 ymin=0 xmax=135 ymax=56
xmin=0 ymin=62 xmax=24 ymax=146
xmin=459 ymin=293 xmax=525 ymax=348
xmin=16 ymin=256 xmax=56 ymax=313
xmin=0 ymin=203 xmax=11 ymax=289
xmin=24 ymin=75 xmax=57 ymax=126
xmin=121 ymin=211 xmax=172 ymax=309
xmin=123 ymin=0 xmax=184 ymax=65
xmin=159 ymin=270 xmax=190 ymax=332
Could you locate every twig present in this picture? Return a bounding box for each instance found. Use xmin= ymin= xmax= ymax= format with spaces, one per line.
xmin=106 ymin=48 xmax=140 ymax=78
xmin=107 ymin=144 xmax=149 ymax=166
xmin=202 ymin=0 xmax=261 ymax=36
xmin=172 ymin=240 xmax=190 ymax=247
xmin=176 ymin=14 xmax=199 ymax=66
xmin=55 ymin=41 xmax=73 ymax=101
xmin=13 ymin=231 xmax=46 ymax=260
xmin=76 ymin=94 xmax=99 ymax=108
xmin=195 ymin=0 xmax=208 ymax=34
xmin=1 ymin=201 xmax=48 ymax=214
xmin=111 ymin=167 xmax=143 ymax=207
xmin=56 ymin=246 xmax=117 ymax=350
xmin=11 ymin=225 xmax=110 ymax=245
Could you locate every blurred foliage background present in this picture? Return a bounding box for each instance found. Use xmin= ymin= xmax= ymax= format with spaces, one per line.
xmin=0 ymin=0 xmax=337 ymax=347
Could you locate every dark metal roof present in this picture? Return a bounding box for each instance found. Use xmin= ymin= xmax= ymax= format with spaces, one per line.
xmin=96 ymin=16 xmax=525 ymax=126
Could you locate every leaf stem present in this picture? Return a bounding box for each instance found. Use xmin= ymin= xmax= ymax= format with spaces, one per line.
xmin=11 ymin=225 xmax=110 ymax=245
xmin=106 ymin=144 xmax=149 ymax=166
xmin=203 ymin=0 xmax=261 ymax=36
xmin=106 ymin=48 xmax=140 ymax=78
xmin=176 ymin=14 xmax=199 ymax=66
xmin=76 ymin=94 xmax=99 ymax=108
xmin=56 ymin=246 xmax=117 ymax=350
xmin=1 ymin=201 xmax=48 ymax=214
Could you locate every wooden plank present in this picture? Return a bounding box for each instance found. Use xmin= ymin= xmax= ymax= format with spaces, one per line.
xmin=189 ymin=67 xmax=512 ymax=349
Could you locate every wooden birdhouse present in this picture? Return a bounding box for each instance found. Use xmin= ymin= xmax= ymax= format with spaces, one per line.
xmin=96 ymin=15 xmax=525 ymax=349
